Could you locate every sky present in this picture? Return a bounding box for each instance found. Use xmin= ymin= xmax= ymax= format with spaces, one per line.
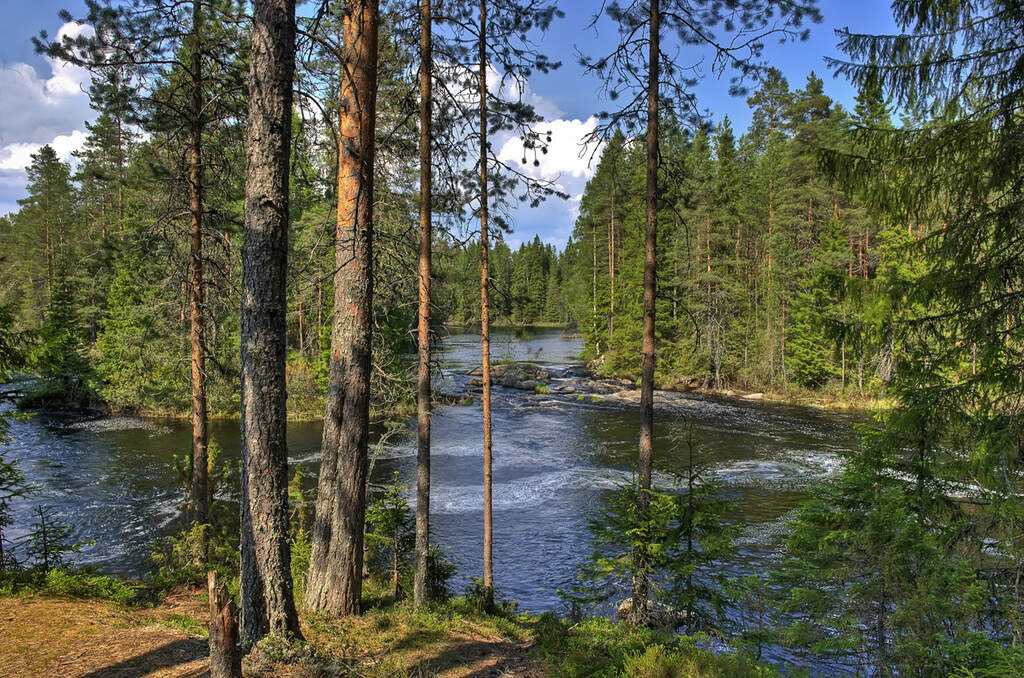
xmin=0 ymin=0 xmax=899 ymax=248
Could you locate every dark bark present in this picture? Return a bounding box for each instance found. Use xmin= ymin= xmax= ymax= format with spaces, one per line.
xmin=240 ymin=0 xmax=301 ymax=642
xmin=188 ymin=0 xmax=210 ymax=524
xmin=632 ymin=0 xmax=659 ymax=626
xmin=207 ymin=571 xmax=241 ymax=678
xmin=306 ymin=0 xmax=379 ymax=616
xmin=478 ymin=0 xmax=494 ymax=608
xmin=413 ymin=0 xmax=433 ymax=609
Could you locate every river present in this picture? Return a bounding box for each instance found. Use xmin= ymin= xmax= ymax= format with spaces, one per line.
xmin=2 ymin=327 xmax=865 ymax=671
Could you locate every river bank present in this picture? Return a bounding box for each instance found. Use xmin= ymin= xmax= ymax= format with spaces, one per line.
xmin=456 ymin=360 xmax=886 ymax=418
xmin=2 ymin=328 xmax=864 ymax=673
xmin=0 ymin=588 xmax=541 ymax=678
xmin=0 ymin=585 xmax=783 ymax=678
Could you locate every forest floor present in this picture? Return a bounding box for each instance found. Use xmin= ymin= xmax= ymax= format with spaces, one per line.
xmin=0 ymin=589 xmax=545 ymax=678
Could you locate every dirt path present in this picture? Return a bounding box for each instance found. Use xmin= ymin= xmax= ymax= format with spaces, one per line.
xmin=0 ymin=595 xmax=208 ymax=678
xmin=0 ymin=593 xmax=545 ymax=678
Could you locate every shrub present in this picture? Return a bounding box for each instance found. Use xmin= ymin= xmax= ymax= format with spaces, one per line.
xmin=535 ymin=617 xmax=783 ymax=678
xmin=149 ymin=520 xmax=238 ymax=593
xmin=0 ymin=567 xmax=138 ymax=605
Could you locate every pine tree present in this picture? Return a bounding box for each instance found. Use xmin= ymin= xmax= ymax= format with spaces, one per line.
xmin=94 ymin=251 xmax=180 ymax=410
xmin=240 ymin=0 xmax=302 ymax=641
xmin=308 ymin=0 xmax=381 ymax=617
xmin=30 ymin=258 xmax=91 ymax=407
xmin=10 ymin=147 xmax=76 ymax=325
xmin=40 ymin=0 xmax=251 ymax=524
xmin=815 ymin=0 xmax=1024 ymax=659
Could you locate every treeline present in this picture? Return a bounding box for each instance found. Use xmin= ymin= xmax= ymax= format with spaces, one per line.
xmin=561 ymin=70 xmax=899 ymax=396
xmin=437 ymin=236 xmax=570 ymax=325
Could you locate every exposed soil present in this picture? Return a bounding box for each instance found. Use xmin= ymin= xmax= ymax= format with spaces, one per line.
xmin=0 ymin=593 xmax=208 ymax=678
xmin=0 ymin=593 xmax=544 ymax=678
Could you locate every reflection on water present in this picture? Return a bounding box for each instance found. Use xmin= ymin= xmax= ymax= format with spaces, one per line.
xmin=3 ymin=327 xmax=864 ymax=672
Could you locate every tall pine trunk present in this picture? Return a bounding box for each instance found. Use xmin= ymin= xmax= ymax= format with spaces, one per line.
xmin=479 ymin=0 xmax=494 ymax=607
xmin=413 ymin=0 xmax=433 ymax=609
xmin=188 ymin=0 xmax=210 ymax=523
xmin=609 ymin=188 xmax=615 ymax=338
xmin=632 ymin=0 xmax=659 ymax=625
xmin=307 ymin=0 xmax=379 ymax=616
xmin=240 ymin=0 xmax=301 ymax=642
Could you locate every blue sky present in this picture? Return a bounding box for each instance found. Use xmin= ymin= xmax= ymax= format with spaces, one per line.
xmin=0 ymin=1 xmax=899 ymax=247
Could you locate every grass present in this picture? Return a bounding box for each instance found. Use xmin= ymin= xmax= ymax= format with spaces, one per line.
xmin=0 ymin=567 xmax=140 ymax=606
xmin=0 ymin=572 xmax=794 ymax=678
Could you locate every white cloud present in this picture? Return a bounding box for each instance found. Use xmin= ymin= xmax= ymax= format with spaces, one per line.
xmin=498 ymin=115 xmax=605 ymax=250
xmin=0 ymin=130 xmax=88 ymax=171
xmin=0 ymin=22 xmax=95 ymax=213
xmin=497 ymin=116 xmax=602 ymax=183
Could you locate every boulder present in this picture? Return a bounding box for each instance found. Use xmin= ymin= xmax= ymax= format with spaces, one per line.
xmin=615 ymin=597 xmax=687 ymax=630
xmin=466 ymin=363 xmax=550 ymax=389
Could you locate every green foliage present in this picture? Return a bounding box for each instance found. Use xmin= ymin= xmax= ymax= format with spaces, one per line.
xmin=534 ymin=615 xmax=783 ymax=678
xmin=563 ymin=75 xmax=884 ymax=397
xmin=23 ymin=260 xmax=94 ymax=409
xmin=173 ymin=438 xmax=236 ymax=510
xmin=566 ymin=434 xmax=737 ymax=634
xmin=463 ymin=577 xmax=517 ymax=617
xmin=0 ymin=567 xmax=138 ymax=605
xmin=365 ymin=473 xmax=414 ymax=600
xmin=149 ymin=520 xmax=239 ymax=593
xmin=779 ymin=404 xmax=992 ymax=675
xmin=436 ymin=235 xmax=569 ymax=327
xmin=93 ymin=249 xmax=182 ymax=412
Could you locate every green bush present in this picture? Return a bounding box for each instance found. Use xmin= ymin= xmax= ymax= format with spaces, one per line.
xmin=394 ymin=543 xmax=457 ymax=604
xmin=535 ymin=616 xmax=784 ymax=678
xmin=622 ymin=643 xmax=781 ymax=678
xmin=464 ymin=577 xmax=517 ymax=616
xmin=290 ymin=527 xmax=311 ymax=599
xmin=0 ymin=567 xmax=138 ymax=605
xmin=149 ymin=520 xmax=238 ymax=593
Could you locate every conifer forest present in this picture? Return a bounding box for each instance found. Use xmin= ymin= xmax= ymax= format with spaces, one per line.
xmin=2 ymin=1 xmax=1024 ymax=676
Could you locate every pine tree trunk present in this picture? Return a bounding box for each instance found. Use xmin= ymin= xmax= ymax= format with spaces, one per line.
xmin=413 ymin=0 xmax=433 ymax=609
xmin=841 ymin=339 xmax=846 ymax=391
xmin=863 ymin=227 xmax=870 ymax=279
xmin=609 ymin=189 xmax=615 ymax=338
xmin=188 ymin=0 xmax=210 ymax=524
xmin=478 ymin=0 xmax=494 ymax=608
xmin=307 ymin=0 xmax=379 ymax=616
xmin=239 ymin=0 xmax=302 ymax=642
xmin=592 ymin=222 xmax=597 ymax=347
xmin=632 ymin=0 xmax=658 ymax=627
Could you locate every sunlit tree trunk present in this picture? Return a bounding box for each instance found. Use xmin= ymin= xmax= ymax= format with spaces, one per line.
xmin=307 ymin=0 xmax=379 ymax=616
xmin=413 ymin=0 xmax=433 ymax=609
xmin=188 ymin=0 xmax=210 ymax=523
xmin=479 ymin=0 xmax=495 ymax=608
